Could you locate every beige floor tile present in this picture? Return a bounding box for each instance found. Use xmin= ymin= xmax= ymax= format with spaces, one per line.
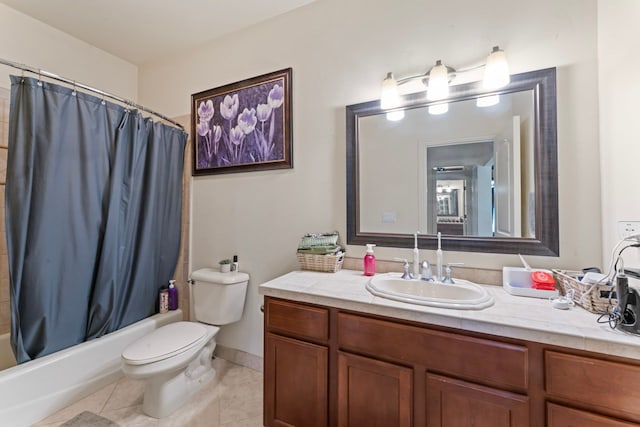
xmin=214 ymin=359 xmax=262 ymax=387
xmin=159 ymin=400 xmax=219 ymax=427
xmin=219 ymin=394 xmax=262 ymax=426
xmin=38 ymin=357 xmax=263 ymax=427
xmin=219 ymin=377 xmax=263 ymax=404
xmin=101 ymin=405 xmax=159 ymax=427
xmin=221 ymin=414 xmax=264 ymax=427
xmin=33 ymin=381 xmax=117 ymax=425
xmin=102 ymin=376 xmax=145 ymax=412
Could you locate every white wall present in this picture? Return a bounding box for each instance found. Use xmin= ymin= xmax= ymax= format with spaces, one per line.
xmin=0 ymin=3 xmax=137 ymax=98
xmin=139 ymin=0 xmax=602 ymax=357
xmin=598 ymin=0 xmax=640 ymax=272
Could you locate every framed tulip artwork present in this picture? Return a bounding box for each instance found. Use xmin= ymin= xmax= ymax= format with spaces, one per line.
xmin=191 ymin=68 xmax=293 ymax=175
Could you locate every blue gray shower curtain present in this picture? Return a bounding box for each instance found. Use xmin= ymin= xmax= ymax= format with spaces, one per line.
xmin=5 ymin=76 xmax=187 ymax=363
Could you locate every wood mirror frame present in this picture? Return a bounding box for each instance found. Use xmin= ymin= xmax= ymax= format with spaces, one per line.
xmin=346 ymin=67 xmax=558 ymax=256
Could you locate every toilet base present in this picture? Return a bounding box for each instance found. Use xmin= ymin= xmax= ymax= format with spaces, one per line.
xmin=141 ymin=340 xmax=216 ymax=418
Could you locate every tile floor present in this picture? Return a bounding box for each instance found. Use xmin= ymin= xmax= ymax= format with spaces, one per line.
xmin=33 ymin=358 xmax=264 ymax=427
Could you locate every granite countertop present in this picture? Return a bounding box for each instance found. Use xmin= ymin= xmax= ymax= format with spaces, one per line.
xmin=259 ymin=269 xmax=640 ymax=360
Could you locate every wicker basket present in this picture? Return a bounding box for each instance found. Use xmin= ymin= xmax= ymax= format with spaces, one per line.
xmin=297 ymin=252 xmax=344 ymax=273
xmin=553 ymin=269 xmax=616 ymax=313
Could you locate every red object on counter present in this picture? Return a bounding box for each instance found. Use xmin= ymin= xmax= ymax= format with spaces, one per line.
xmin=531 ymin=270 xmax=555 ymax=290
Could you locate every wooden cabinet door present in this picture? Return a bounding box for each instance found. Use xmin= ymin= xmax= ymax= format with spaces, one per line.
xmin=338 ymin=351 xmax=413 ymax=427
xmin=265 ymin=333 xmax=328 ymax=427
xmin=547 ymin=403 xmax=639 ymax=427
xmin=426 ymin=374 xmax=529 ymax=427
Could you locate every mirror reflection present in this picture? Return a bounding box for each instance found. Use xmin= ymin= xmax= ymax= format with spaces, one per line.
xmin=359 ymin=90 xmax=534 ymax=238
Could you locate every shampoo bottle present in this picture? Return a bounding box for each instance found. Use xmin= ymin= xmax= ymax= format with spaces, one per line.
xmin=168 ymin=280 xmax=178 ymax=311
xmin=364 ymin=244 xmax=376 ymax=276
xmin=159 ymin=287 xmax=169 ymax=314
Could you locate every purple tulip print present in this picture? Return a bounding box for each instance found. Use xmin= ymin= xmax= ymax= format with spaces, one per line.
xmin=195 ymin=76 xmax=288 ymax=170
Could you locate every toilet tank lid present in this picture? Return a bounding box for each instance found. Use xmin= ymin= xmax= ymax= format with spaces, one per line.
xmin=191 ymin=268 xmax=249 ymax=284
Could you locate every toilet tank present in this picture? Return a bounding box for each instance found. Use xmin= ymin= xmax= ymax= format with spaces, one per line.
xmin=190 ymin=268 xmax=249 ymax=325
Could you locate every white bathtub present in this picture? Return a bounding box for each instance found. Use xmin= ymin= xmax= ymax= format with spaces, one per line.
xmin=0 ymin=310 xmax=182 ymax=427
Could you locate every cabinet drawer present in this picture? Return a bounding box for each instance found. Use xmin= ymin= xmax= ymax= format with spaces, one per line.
xmin=338 ymin=312 xmax=528 ymax=391
xmin=266 ymin=298 xmax=329 ymax=342
xmin=545 ymin=351 xmax=640 ymax=419
xmin=547 ymin=402 xmax=638 ymax=427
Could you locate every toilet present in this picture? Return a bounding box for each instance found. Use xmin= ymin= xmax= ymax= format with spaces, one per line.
xmin=121 ymin=268 xmax=249 ymax=418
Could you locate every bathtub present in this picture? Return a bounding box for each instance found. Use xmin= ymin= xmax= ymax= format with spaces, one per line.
xmin=0 ymin=310 xmax=182 ymax=427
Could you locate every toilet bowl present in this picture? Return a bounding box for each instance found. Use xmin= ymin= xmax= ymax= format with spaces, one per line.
xmin=121 ymin=269 xmax=249 ymax=418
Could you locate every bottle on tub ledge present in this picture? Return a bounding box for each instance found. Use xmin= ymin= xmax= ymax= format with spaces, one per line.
xmin=159 ymin=286 xmax=169 ymax=314
xmin=168 ymin=279 xmax=178 ymax=311
xmin=364 ymin=244 xmax=376 ymax=276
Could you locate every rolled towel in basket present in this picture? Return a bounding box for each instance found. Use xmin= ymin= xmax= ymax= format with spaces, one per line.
xmin=298 ymin=232 xmax=339 ymax=250
xmin=297 ymin=245 xmax=342 ymax=255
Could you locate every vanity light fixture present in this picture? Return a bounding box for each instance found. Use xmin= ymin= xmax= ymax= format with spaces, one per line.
xmin=379 ymin=46 xmax=510 ymax=116
xmin=482 ymin=46 xmax=510 ymax=90
xmin=380 ymin=72 xmax=401 ymax=109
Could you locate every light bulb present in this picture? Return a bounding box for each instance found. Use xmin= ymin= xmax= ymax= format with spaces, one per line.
xmin=380 ymin=72 xmax=401 ymax=109
xmin=483 ymin=46 xmax=510 ymax=90
xmin=428 ymin=103 xmax=448 ymax=115
xmin=476 ymin=94 xmax=500 ymax=107
xmin=386 ymin=110 xmax=405 ymax=121
xmin=427 ymin=60 xmax=450 ymax=101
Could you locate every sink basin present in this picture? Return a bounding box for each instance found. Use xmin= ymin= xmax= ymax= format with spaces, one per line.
xmin=366 ymin=273 xmax=494 ymax=310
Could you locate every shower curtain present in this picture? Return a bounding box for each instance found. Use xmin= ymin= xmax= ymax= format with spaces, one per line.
xmin=5 ymin=76 xmax=187 ymax=363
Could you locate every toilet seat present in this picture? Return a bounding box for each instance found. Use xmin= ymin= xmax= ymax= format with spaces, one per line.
xmin=122 ymin=322 xmax=210 ymax=365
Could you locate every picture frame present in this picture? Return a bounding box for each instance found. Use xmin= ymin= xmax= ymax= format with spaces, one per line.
xmin=191 ymin=68 xmax=292 ymax=176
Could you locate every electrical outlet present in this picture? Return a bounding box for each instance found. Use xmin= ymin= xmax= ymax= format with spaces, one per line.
xmin=618 ymin=221 xmax=640 ymax=240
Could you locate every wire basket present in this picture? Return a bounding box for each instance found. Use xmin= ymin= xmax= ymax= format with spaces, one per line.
xmin=296 ymin=252 xmax=344 ymax=273
xmin=553 ymin=269 xmax=616 ymax=313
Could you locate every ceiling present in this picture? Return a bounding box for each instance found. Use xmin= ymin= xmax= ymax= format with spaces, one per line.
xmin=0 ymin=0 xmax=315 ymax=64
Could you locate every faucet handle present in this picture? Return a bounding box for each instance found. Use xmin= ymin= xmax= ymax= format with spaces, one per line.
xmin=442 ymin=262 xmax=464 ymax=284
xmin=393 ymin=258 xmax=413 ymax=279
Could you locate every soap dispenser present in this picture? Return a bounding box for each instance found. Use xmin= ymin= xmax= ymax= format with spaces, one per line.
xmin=364 ymin=244 xmax=376 ymax=276
xmin=168 ymin=280 xmax=178 ymax=311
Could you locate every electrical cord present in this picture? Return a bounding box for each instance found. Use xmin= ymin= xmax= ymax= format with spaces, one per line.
xmin=595 ymin=235 xmax=640 ymax=329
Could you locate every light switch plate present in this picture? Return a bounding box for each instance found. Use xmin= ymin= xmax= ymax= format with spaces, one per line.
xmin=618 ymin=221 xmax=640 ymax=240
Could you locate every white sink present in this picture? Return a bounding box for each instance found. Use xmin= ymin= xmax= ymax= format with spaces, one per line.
xmin=366 ymin=273 xmax=494 ymax=310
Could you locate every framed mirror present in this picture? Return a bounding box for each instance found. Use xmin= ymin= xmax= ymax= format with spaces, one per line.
xmin=346 ymin=68 xmax=558 ymax=255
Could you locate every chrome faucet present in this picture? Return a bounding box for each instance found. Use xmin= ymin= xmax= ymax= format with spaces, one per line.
xmin=420 ymin=260 xmax=434 ymax=282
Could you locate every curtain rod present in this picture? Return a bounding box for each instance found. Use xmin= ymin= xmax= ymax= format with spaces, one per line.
xmin=0 ymin=57 xmax=184 ymax=131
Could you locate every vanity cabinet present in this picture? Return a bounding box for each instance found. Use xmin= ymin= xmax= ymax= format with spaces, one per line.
xmin=263 ymin=296 xmax=640 ymax=427
xmin=264 ymin=299 xmax=330 ymax=427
